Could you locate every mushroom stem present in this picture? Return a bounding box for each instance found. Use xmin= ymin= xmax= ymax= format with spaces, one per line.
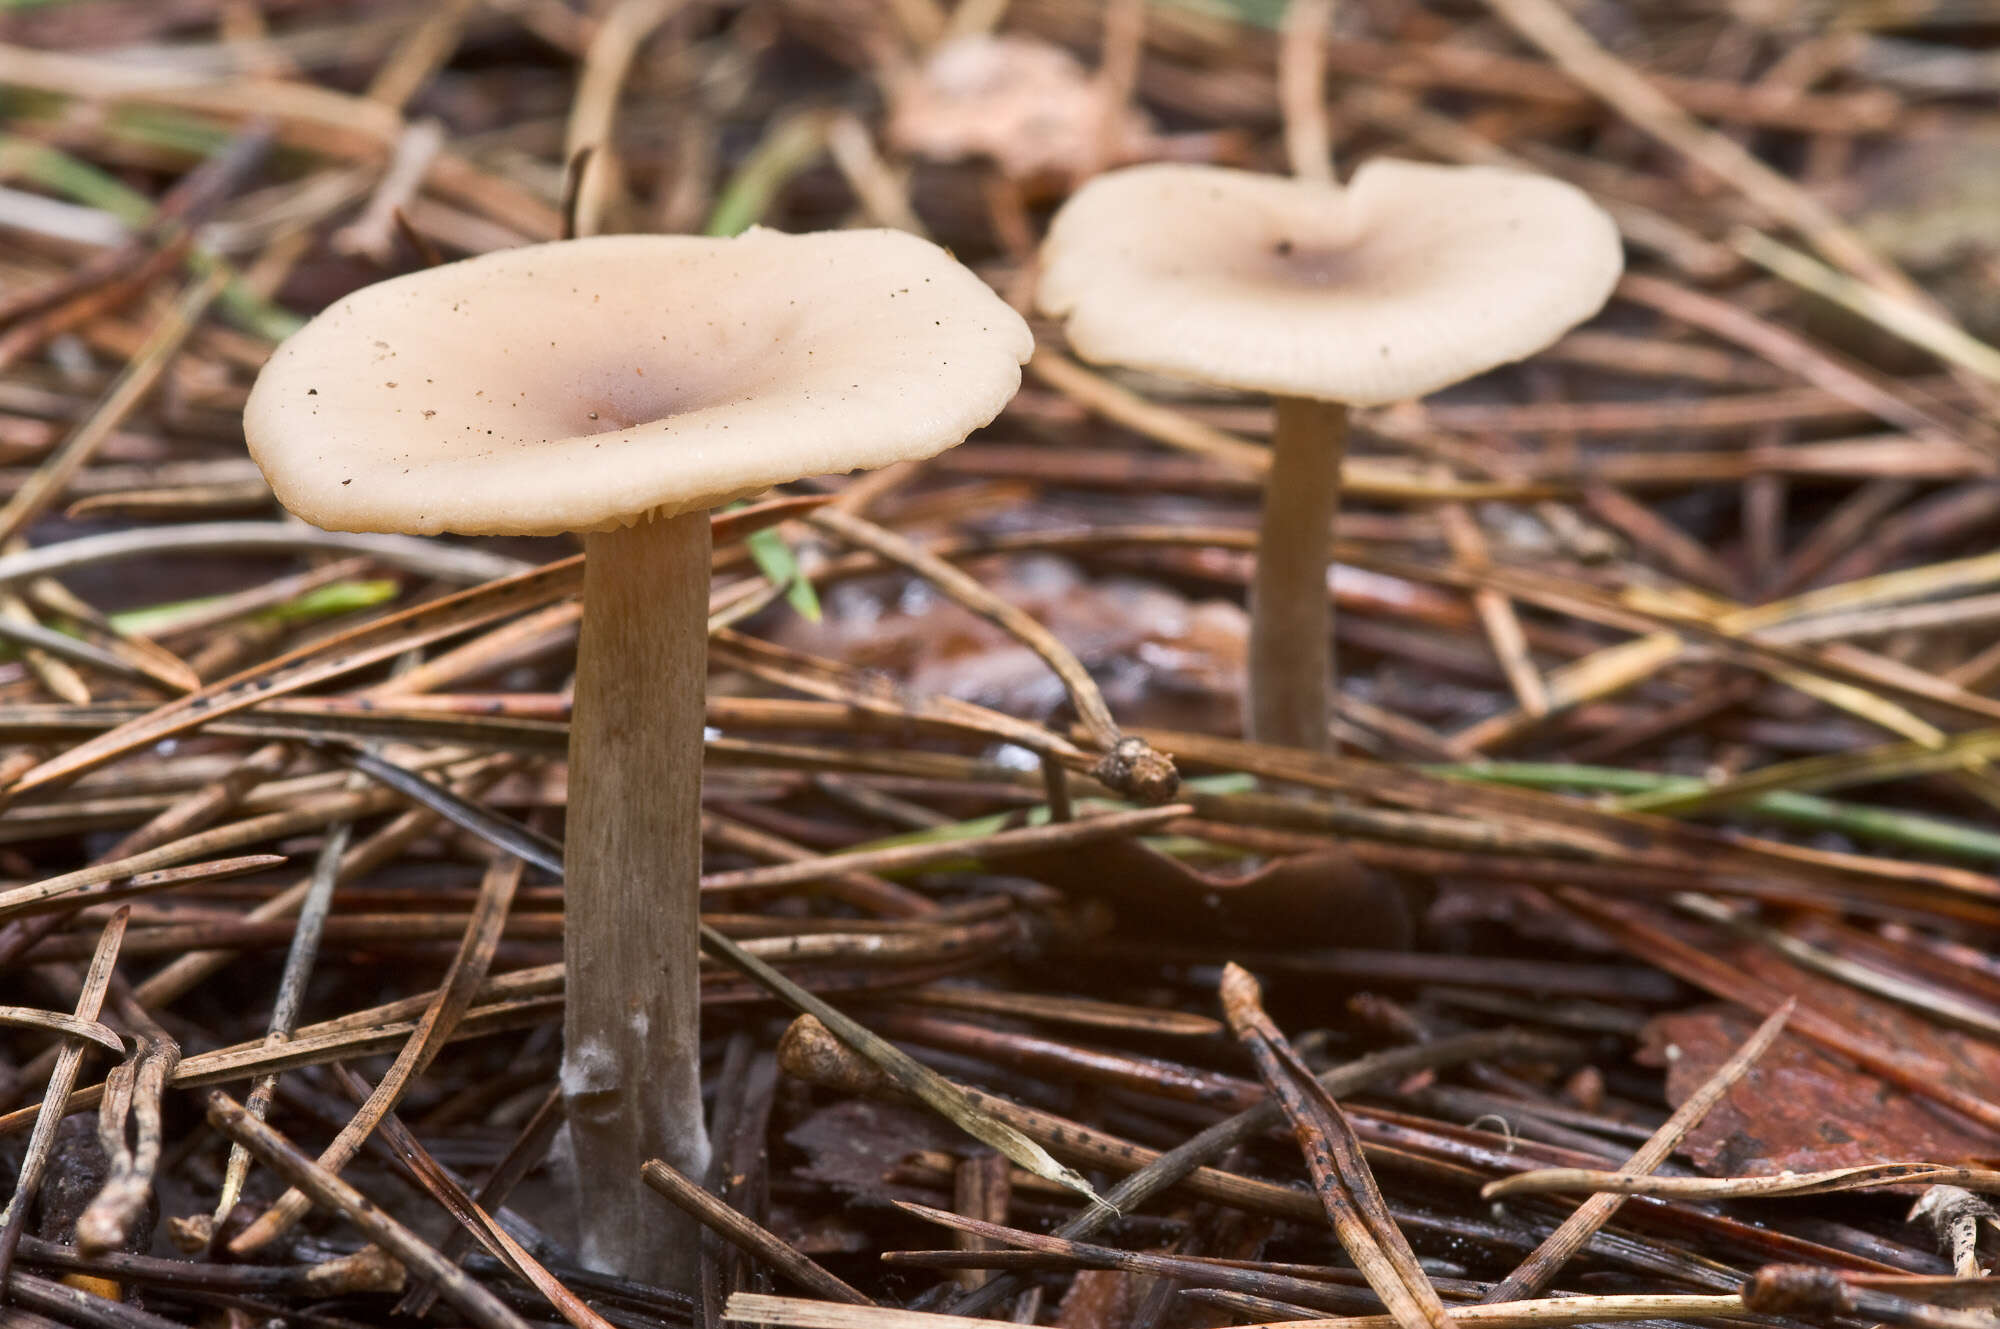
xmin=563 ymin=508 xmax=711 ymax=1285
xmin=1248 ymin=395 xmax=1346 ymax=753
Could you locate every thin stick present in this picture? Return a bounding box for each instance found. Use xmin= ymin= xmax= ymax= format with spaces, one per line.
xmin=943 ymin=1021 xmax=1576 ymax=1316
xmin=396 ymin=1088 xmax=565 ymax=1317
xmin=1745 ymin=1264 xmax=1998 ymax=1329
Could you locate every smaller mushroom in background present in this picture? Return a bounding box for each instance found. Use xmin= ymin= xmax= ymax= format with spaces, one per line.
xmin=886 ymin=34 xmax=1241 ymax=196
xmin=887 ymin=35 xmax=1157 ymax=190
xmin=1036 ymin=160 xmax=1624 ymax=754
xmin=242 ymin=227 xmax=1033 ymax=1288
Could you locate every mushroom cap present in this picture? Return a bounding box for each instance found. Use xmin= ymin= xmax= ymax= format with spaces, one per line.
xmin=1036 ymin=160 xmax=1623 ymax=406
xmin=244 ymin=228 xmax=1033 ymax=536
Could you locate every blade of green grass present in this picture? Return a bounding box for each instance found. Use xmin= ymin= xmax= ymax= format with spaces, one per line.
xmin=1434 ymin=761 xmax=2000 ymax=865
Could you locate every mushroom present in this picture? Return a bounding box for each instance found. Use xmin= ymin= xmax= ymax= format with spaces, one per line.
xmin=1037 ymin=160 xmax=1622 ymax=751
xmin=243 ymin=228 xmax=1033 ymax=1284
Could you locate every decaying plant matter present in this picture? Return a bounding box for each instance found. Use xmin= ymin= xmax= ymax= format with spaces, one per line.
xmin=1 ymin=1 xmax=1999 ymax=1327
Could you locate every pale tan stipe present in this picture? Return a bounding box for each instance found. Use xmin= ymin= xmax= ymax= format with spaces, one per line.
xmin=563 ymin=511 xmax=709 ymax=1284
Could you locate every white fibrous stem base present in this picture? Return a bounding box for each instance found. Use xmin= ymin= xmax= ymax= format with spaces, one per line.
xmin=1248 ymin=395 xmax=1346 ymax=754
xmin=561 ymin=509 xmax=711 ymax=1286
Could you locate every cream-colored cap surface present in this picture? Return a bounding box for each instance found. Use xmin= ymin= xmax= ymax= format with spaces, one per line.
xmin=245 ymin=228 xmax=1033 ymax=535
xmin=1037 ymin=160 xmax=1622 ymax=406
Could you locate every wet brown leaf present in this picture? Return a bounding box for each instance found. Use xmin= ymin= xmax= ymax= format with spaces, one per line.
xmin=1640 ymin=1004 xmax=2000 ymax=1175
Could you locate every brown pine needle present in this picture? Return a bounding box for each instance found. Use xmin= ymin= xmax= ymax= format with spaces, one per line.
xmin=229 ymin=855 xmax=523 ymax=1253
xmin=0 ymin=906 xmax=129 ymax=1285
xmin=206 ymin=1091 xmax=532 ymax=1329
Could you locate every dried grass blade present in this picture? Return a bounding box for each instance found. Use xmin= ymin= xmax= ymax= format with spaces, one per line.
xmin=903 ymin=985 xmax=1223 ymax=1037
xmin=128 ymin=760 xmax=514 ymax=1015
xmin=346 ymin=739 xmax=1185 ymax=905
xmin=1621 ymin=726 xmax=2000 ymax=815
xmin=724 ymin=1292 xmax=1751 ymax=1329
xmin=6 ymin=557 xmax=584 ymax=799
xmin=701 ymin=920 xmax=1104 ymax=1206
xmin=710 ymin=628 xmax=1086 ymax=762
xmin=396 ymin=1087 xmax=564 ymax=1318
xmin=0 ymin=906 xmax=128 ymax=1284
xmin=5 ymin=495 xmax=813 ymax=799
xmin=699 ymin=803 xmax=1192 ymax=895
xmin=228 ymin=854 xmax=523 ymax=1253
xmin=1674 ymin=893 xmax=2000 ymax=1037
xmin=1228 ymin=1294 xmax=1752 ymax=1329
xmin=0 ymin=853 xmax=287 ymax=923
xmin=1220 ymin=963 xmax=1450 ymax=1329
xmin=344 ymin=750 xmax=563 ymax=874
xmin=0 ymin=522 xmax=527 ymax=589
xmin=0 ymin=788 xmax=399 ymax=920
xmin=207 ymin=815 xmax=355 ymax=1242
xmin=1731 ymin=228 xmax=2000 ymax=385
xmin=352 ymin=1068 xmax=616 ymax=1329
xmin=642 ymin=1158 xmax=873 ymax=1306
xmin=1480 ymin=1000 xmax=1792 ymax=1301
xmin=708 ymin=493 xmax=833 ymax=546
xmin=724 ymin=1293 xmax=984 ymax=1328
xmin=945 ymin=1028 xmax=1572 ymax=1319
xmin=75 ymin=1018 xmax=178 ymax=1255
xmin=808 ymin=506 xmax=1176 ymax=802
xmin=2 ymin=581 xmax=93 ymax=705
xmin=1488 ymin=1161 xmax=2000 ymax=1202
xmin=0 ymin=1008 xmax=125 ymax=1053
xmin=0 ymin=269 xmax=225 ymax=550
xmin=205 ymin=1091 xmax=532 ymax=1329
xmin=0 ymin=607 xmax=176 ymax=693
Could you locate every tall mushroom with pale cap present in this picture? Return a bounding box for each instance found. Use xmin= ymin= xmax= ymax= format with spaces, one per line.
xmin=1037 ymin=161 xmax=1622 ymax=752
xmin=243 ymin=228 xmax=1032 ymax=1283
